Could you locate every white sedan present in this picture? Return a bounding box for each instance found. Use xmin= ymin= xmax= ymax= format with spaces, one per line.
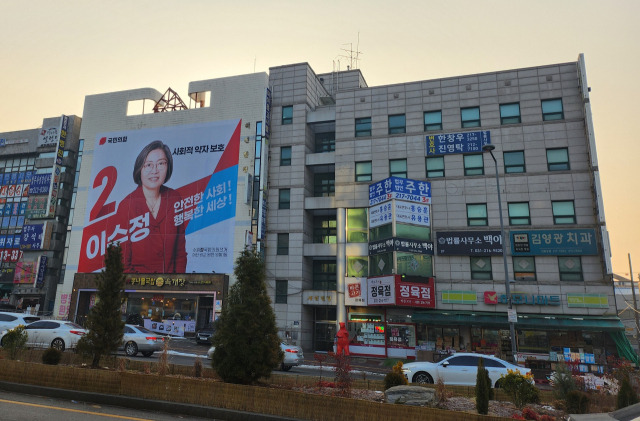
xmin=402 ymin=353 xmax=530 ymax=388
xmin=120 ymin=324 xmax=164 ymax=357
xmin=207 ymin=342 xmax=304 ymax=371
xmin=1 ymin=320 xmax=86 ymax=351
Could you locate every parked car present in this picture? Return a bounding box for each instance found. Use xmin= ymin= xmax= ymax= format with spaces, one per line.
xmin=402 ymin=353 xmax=530 ymax=387
xmin=206 ymin=342 xmax=304 ymax=372
xmin=0 ymin=311 xmax=40 ymax=332
xmin=195 ymin=323 xmax=216 ymax=345
xmin=0 ymin=320 xmax=86 ymax=351
xmin=120 ymin=324 xmax=164 ymax=357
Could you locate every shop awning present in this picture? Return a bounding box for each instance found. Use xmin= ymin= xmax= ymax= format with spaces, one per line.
xmin=412 ymin=311 xmax=625 ymax=331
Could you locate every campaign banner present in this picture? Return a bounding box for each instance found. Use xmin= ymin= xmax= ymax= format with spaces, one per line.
xmin=345 ymin=277 xmax=367 ymax=306
xmin=78 ymin=120 xmax=241 ymax=274
xmin=426 ymin=130 xmax=491 ymax=156
xmin=369 ymin=177 xmax=431 ymax=206
xmin=29 ymin=173 xmax=52 ymax=195
xmin=436 ymin=231 xmax=503 ymax=255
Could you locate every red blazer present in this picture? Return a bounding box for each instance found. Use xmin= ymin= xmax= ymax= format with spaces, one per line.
xmin=118 ymin=185 xmax=187 ymax=273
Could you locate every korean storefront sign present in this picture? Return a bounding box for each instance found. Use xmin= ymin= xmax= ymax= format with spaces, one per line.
xmin=345 ymin=277 xmax=367 ymax=306
xmin=368 ymin=237 xmax=434 ymax=256
xmin=367 ymin=275 xmax=435 ymax=308
xmin=125 ymin=276 xmax=214 ymax=288
xmin=302 ymin=290 xmax=337 ymax=305
xmin=426 ymin=130 xmax=491 ymax=156
xmin=29 ymin=174 xmax=51 ymax=195
xmin=484 ymin=291 xmax=561 ymax=306
xmin=20 ymin=223 xmax=46 ymax=250
xmin=369 ymin=177 xmax=431 ymax=206
xmin=367 ymin=276 xmax=396 ymax=305
xmin=567 ymin=294 xmax=609 ymax=308
xmin=436 ymin=231 xmax=503 ymax=255
xmin=511 ymin=229 xmax=598 ymax=256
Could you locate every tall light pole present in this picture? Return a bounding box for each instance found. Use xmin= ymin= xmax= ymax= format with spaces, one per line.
xmin=482 ymin=144 xmax=518 ymax=362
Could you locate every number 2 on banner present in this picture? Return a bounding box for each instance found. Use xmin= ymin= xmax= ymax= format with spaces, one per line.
xmin=89 ymin=166 xmax=117 ymax=221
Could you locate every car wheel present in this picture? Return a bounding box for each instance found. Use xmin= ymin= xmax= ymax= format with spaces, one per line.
xmin=141 ymin=351 xmax=154 ymax=357
xmin=124 ymin=341 xmax=138 ymax=357
xmin=280 ymin=363 xmax=292 ymax=371
xmin=51 ymin=338 xmax=65 ymax=351
xmin=412 ymin=372 xmax=434 ymax=384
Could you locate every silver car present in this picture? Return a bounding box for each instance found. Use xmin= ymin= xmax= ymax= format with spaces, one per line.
xmin=0 ymin=311 xmax=40 ymax=332
xmin=0 ymin=320 xmax=86 ymax=351
xmin=120 ymin=324 xmax=164 ymax=357
xmin=206 ymin=342 xmax=304 ymax=371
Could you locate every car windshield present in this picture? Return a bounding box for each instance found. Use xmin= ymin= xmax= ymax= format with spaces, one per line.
xmin=64 ymin=322 xmax=84 ymax=329
xmin=135 ymin=326 xmax=154 ymax=334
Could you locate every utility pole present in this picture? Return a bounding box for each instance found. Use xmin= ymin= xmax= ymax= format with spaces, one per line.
xmin=628 ymin=254 xmax=640 ymax=350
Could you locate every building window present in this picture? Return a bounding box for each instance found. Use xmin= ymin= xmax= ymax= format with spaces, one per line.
xmin=424 ymin=111 xmax=442 ymax=131
xmin=389 ymin=159 xmax=407 ymax=178
xmin=280 ymin=146 xmax=291 ymax=166
xmin=313 ymin=260 xmax=337 ymax=290
xmin=355 ymin=161 xmax=372 ymax=182
xmin=313 ymin=215 xmax=337 ymax=244
xmin=388 ymin=114 xmax=406 ymax=134
xmin=467 ymin=203 xmax=488 ymax=226
xmin=542 ymin=98 xmax=564 ymax=121
xmin=277 ymin=233 xmax=289 ymax=255
xmin=282 ymin=105 xmax=293 ymax=125
xmin=278 ymin=189 xmax=290 ymax=209
xmin=547 ymin=148 xmax=570 ymax=171
xmin=426 ymin=156 xmax=444 ymax=178
xmin=275 ymin=280 xmax=288 ymax=304
xmin=315 ymin=132 xmax=335 ymax=153
xmin=471 ymin=257 xmax=492 ymax=280
xmin=355 ymin=117 xmax=371 ymax=137
xmin=461 ymin=106 xmax=481 ymax=128
xmin=504 ymin=151 xmax=525 ymax=173
xmin=513 ymin=256 xmax=536 ymax=281
xmin=552 ymin=201 xmax=576 ymax=224
xmin=500 ymin=102 xmax=521 ymax=125
xmin=314 ymin=173 xmax=335 ymax=197
xmin=464 ymin=154 xmax=484 ymax=176
xmin=347 ymin=208 xmax=368 ymax=243
xmin=558 ymin=256 xmax=582 ymax=281
xmin=508 ymin=202 xmax=531 ymax=225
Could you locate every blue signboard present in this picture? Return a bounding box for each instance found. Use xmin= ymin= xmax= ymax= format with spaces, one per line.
xmin=511 ymin=229 xmax=598 ymax=256
xmin=369 ymin=177 xmax=431 ymax=206
xmin=29 ymin=173 xmax=52 ymax=195
xmin=35 ymin=256 xmax=48 ymax=288
xmin=426 ymin=130 xmax=491 ymax=155
xmin=20 ymin=224 xmax=45 ymax=250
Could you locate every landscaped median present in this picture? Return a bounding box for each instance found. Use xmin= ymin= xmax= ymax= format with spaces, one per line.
xmin=0 ymin=358 xmax=515 ymax=421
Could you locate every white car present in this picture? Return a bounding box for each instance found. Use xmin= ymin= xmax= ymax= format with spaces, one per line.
xmin=0 ymin=320 xmax=86 ymax=351
xmin=206 ymin=342 xmax=304 ymax=371
xmin=120 ymin=324 xmax=164 ymax=357
xmin=402 ymin=353 xmax=530 ymax=388
xmin=0 ymin=311 xmax=40 ymax=332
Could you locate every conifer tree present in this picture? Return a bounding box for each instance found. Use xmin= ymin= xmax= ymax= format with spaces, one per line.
xmin=77 ymin=243 xmax=126 ymax=368
xmin=211 ymin=248 xmax=283 ymax=384
xmin=475 ymin=357 xmax=491 ymax=415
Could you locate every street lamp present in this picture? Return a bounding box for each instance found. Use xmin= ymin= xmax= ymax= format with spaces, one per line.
xmin=482 ymin=144 xmax=518 ymax=362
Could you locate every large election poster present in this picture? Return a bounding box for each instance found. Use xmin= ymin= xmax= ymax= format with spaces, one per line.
xmin=78 ymin=120 xmax=241 ymax=274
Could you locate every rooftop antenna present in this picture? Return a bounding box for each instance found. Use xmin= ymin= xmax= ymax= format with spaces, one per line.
xmin=339 ymin=32 xmax=363 ymax=70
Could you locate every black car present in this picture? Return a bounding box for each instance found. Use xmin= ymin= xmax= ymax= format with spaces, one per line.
xmin=195 ymin=323 xmax=216 ymax=344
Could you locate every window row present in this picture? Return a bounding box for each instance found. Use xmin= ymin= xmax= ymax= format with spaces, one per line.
xmin=467 ymin=201 xmax=576 ymax=226
xmin=471 ymin=255 xmax=583 ymax=282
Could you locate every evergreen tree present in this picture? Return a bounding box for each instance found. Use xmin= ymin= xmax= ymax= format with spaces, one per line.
xmin=211 ymin=248 xmax=283 ymax=384
xmin=77 ymin=243 xmax=126 ymax=368
xmin=475 ymin=357 xmax=491 ymax=415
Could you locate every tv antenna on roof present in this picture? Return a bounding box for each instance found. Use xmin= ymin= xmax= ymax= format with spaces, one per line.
xmin=339 ymin=32 xmax=363 ymax=70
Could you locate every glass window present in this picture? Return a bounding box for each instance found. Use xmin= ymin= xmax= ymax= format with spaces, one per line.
xmin=277 ymin=233 xmax=289 ymax=255
xmin=388 ymin=114 xmax=406 ymax=134
xmin=559 ymin=256 xmax=582 ymax=281
xmin=347 ymin=256 xmax=368 ymax=277
xmin=513 ymin=256 xmax=536 ymax=281
xmin=552 ymin=201 xmax=576 ymax=224
xmin=389 ymin=159 xmax=407 ymax=178
xmin=313 ymin=260 xmax=337 ymax=290
xmin=508 ymin=202 xmax=531 ymax=225
xmin=467 ymin=203 xmax=488 ymax=226
xmin=424 ymin=111 xmax=442 ymax=131
xmin=275 ymin=280 xmax=288 ymax=304
xmin=500 ymin=103 xmax=521 ymax=125
xmin=547 ymin=148 xmax=570 ymax=171
xmin=471 ymin=256 xmax=492 ymax=280
xmin=368 ymin=252 xmax=394 ymax=276
xmin=396 ymin=223 xmax=431 ymax=241
xmin=282 ymin=105 xmax=293 ymax=125
xmin=355 ymin=161 xmax=372 ymax=182
xmin=313 ymin=215 xmax=336 ymax=244
xmin=426 ymin=156 xmax=444 ymax=178
xmin=461 ymin=106 xmax=481 ymax=128
xmin=503 ymin=151 xmax=525 ymax=173
xmin=314 ymin=173 xmax=335 ymax=197
xmin=278 ymin=189 xmax=290 ymax=210
xmin=347 ymin=208 xmax=368 ymax=243
xmin=542 ymin=98 xmax=564 ymax=121
xmin=397 ymin=252 xmax=433 ymax=277
xmin=280 ymin=146 xmax=291 ymax=166
xmin=355 ymin=117 xmax=371 ymax=137
xmin=315 ymin=132 xmax=335 ymax=153
xmin=464 ymin=154 xmax=484 ymax=176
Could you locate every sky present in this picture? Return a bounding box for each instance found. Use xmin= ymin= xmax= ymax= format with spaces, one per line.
xmin=1 ymin=0 xmax=639 ymax=277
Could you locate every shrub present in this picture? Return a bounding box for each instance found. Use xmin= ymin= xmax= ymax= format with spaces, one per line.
xmin=435 ymin=376 xmax=453 ymax=407
xmin=617 ymin=373 xmax=639 ymax=409
xmin=551 ymin=361 xmax=577 ymax=401
xmin=41 ymin=347 xmax=62 ymax=365
xmin=333 ymin=353 xmax=352 ymax=397
xmin=384 ymin=360 xmax=408 ymax=390
xmin=475 ymin=358 xmax=491 ymax=415
xmin=193 ymin=358 xmax=203 ymax=378
xmin=500 ymin=369 xmax=540 ymax=409
xmin=2 ymin=325 xmax=28 ymax=360
xmin=566 ymin=390 xmax=589 ymax=414
xmin=521 ymin=406 xmax=539 ymax=420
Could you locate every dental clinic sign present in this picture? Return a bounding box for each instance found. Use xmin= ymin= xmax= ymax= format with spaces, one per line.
xmin=484 ymin=291 xmax=561 ymax=306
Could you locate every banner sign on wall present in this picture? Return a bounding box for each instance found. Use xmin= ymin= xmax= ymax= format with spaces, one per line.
xmin=14 ymin=261 xmax=37 ymax=284
xmin=369 ymin=237 xmax=434 ymax=256
xmin=436 ymin=231 xmax=503 ymax=255
xmin=396 ymin=276 xmax=435 ymax=308
xmin=37 ymin=116 xmax=64 ymax=147
xmin=20 ymin=223 xmax=46 ymax=250
xmin=78 ymin=120 xmax=241 ymax=274
xmin=395 ymin=202 xmax=430 ymax=227
xmin=345 ymin=277 xmax=367 ymax=306
xmin=35 ymin=255 xmax=47 ymax=288
xmin=367 ymin=276 xmax=396 ymax=305
xmin=0 ymin=249 xmax=23 ymax=263
xmin=511 ymin=229 xmax=598 ymax=256
xmin=369 ymin=177 xmax=431 ymax=206
xmin=29 ymin=174 xmax=52 ymax=195
xmin=26 ymin=196 xmax=49 ymax=219
xmin=426 ymin=130 xmax=491 ymax=155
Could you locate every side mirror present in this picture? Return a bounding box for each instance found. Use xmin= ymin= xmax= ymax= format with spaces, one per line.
xmin=441 ymin=361 xmax=449 ymax=368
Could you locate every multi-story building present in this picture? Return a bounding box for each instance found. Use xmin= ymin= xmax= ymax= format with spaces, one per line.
xmin=0 ymin=115 xmax=82 ymax=313
xmin=266 ymin=54 xmax=632 ymax=365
